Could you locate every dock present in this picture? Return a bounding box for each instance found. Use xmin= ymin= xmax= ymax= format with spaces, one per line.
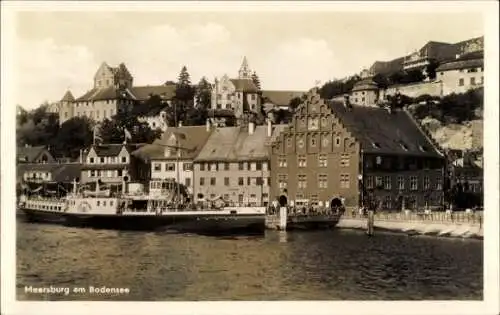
xmin=265 ymin=207 xmax=341 ymax=231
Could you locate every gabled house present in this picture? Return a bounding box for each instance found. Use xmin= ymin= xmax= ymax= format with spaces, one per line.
xmin=270 ymin=88 xmax=446 ymax=211
xmin=132 ymin=125 xmax=213 ymax=201
xmin=17 ymin=146 xmax=55 ymax=164
xmin=81 ymin=144 xmax=142 ymax=189
xmin=194 ymin=120 xmax=286 ymax=207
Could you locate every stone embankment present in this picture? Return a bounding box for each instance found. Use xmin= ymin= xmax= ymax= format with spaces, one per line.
xmin=337 ymin=211 xmax=483 ymax=240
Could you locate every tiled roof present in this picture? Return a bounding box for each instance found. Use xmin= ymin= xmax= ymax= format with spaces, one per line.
xmin=17 ymin=146 xmax=53 ymax=163
xmin=195 ymin=124 xmax=287 ymax=162
xmin=17 ymin=163 xmax=82 ymax=182
xmin=91 ymin=144 xmax=140 ymax=157
xmin=132 ymin=126 xmax=212 ymax=161
xmin=76 ymin=87 xmax=136 ymax=102
xmin=130 ymin=85 xmax=176 ymax=102
xmin=61 ymin=91 xmax=75 ymax=102
xmin=436 ymin=58 xmax=483 ymax=72
xmin=261 ymin=90 xmax=305 ymax=106
xmin=351 ymin=78 xmax=378 ymax=92
xmin=328 ymin=101 xmax=442 ymax=157
xmin=229 ymin=79 xmax=258 ymax=93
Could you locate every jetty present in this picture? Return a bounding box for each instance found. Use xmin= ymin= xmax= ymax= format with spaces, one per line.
xmin=337 ymin=210 xmax=483 ymax=239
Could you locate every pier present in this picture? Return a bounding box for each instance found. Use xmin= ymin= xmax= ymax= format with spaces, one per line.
xmin=265 ymin=207 xmax=341 ymax=231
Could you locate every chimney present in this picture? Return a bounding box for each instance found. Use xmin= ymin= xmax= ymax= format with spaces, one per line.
xmin=206 ymin=119 xmax=211 ymax=132
xmin=248 ymin=121 xmax=255 ymax=135
xmin=267 ymin=119 xmax=272 ymax=137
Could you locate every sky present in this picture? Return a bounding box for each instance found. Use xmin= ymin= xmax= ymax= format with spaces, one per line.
xmin=12 ymin=5 xmax=484 ymax=110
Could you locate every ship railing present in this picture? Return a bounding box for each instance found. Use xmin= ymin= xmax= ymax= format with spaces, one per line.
xmin=25 ymin=195 xmax=66 ymax=203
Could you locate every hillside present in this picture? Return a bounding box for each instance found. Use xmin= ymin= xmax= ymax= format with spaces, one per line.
xmin=420 ymin=117 xmax=483 ymax=151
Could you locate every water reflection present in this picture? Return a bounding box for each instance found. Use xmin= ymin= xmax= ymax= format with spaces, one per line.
xmin=17 ymin=221 xmax=482 ymax=301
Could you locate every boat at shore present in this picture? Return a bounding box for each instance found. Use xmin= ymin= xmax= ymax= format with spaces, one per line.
xmin=17 ymin=181 xmax=266 ymax=234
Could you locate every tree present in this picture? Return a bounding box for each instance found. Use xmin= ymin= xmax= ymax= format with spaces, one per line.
xmin=251 ymin=71 xmax=261 ymax=91
xmin=52 ymin=117 xmax=94 ymax=159
xmin=170 ymin=66 xmax=196 ymax=125
xmin=184 ymin=107 xmax=208 ymax=126
xmin=195 ymin=77 xmax=212 ymax=110
xmin=289 ymin=97 xmax=302 ymax=112
xmin=104 ymin=111 xmax=161 ymax=144
xmin=17 ymin=105 xmax=59 ymax=148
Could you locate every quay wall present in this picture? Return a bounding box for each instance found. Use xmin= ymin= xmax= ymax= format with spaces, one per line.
xmin=337 ymin=212 xmax=483 ymax=239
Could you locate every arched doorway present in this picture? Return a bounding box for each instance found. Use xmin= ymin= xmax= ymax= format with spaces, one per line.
xmin=330 ymin=197 xmax=344 ymax=214
xmin=278 ymin=195 xmax=288 ymax=207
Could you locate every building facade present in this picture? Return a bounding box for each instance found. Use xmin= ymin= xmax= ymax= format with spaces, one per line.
xmin=270 ymin=89 xmax=446 ymax=211
xmin=17 ymin=146 xmax=56 ymax=164
xmin=211 ymin=57 xmax=261 ymax=120
xmin=435 ymin=54 xmax=484 ymax=96
xmin=80 ymin=144 xmax=141 ymax=189
xmin=132 ymin=125 xmax=213 ymax=200
xmin=194 ymin=121 xmax=286 ymax=207
xmin=349 ymin=69 xmax=380 ymax=106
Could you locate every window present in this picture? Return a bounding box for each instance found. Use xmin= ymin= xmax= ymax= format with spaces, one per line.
xmin=209 ymin=163 xmax=218 ymax=171
xmin=117 ymin=170 xmax=123 ymax=177
xmin=362 ymin=97 xmax=365 ymax=102
xmin=298 ymin=156 xmax=307 ymax=168
xmin=384 ymin=196 xmax=392 ymax=209
xmin=256 ymin=162 xmax=262 ymax=171
xmin=256 ymin=177 xmax=263 ymax=186
xmin=238 ymin=177 xmax=244 ymax=186
xmin=185 ymin=178 xmax=191 ymax=187
xmin=470 ymin=77 xmax=476 ymax=85
xmin=64 ymin=112 xmax=68 ymax=118
xmin=250 ymin=162 xmax=256 ymax=171
xmin=183 ymin=163 xmax=193 ymax=171
xmin=335 ymin=137 xmax=341 ymax=147
xmin=121 ymin=156 xmax=127 ymax=163
xmin=217 ymin=104 xmax=222 ymax=109
xmin=89 ymin=157 xmax=94 ymax=163
xmin=459 ymin=78 xmax=464 ymax=86
xmin=278 ymin=174 xmax=288 ymax=189
xmin=154 ymin=163 xmax=161 ymax=171
xmin=238 ymin=194 xmax=244 ymax=204
xmin=100 ymin=157 xmax=105 ymax=163
xmin=238 ymin=162 xmax=244 ymax=170
xmin=224 ymin=177 xmax=230 ymax=186
xmin=384 ymin=176 xmax=392 ymax=190
xmin=423 ymin=176 xmax=430 ymax=190
xmin=278 ymin=157 xmax=287 ymax=168
xmin=247 ymin=177 xmax=251 ymax=185
xmin=318 ymin=174 xmax=328 ymax=188
xmin=340 ymin=174 xmax=350 ymax=189
xmin=200 ymin=163 xmax=205 ymax=171
xmin=224 ymin=163 xmax=230 ymax=171
xmin=210 ymin=177 xmax=216 ymax=186
xmin=165 ymin=163 xmax=175 ymax=171
xmin=251 ymin=94 xmax=256 ymax=100
xmin=366 ymin=176 xmax=374 ymax=189
xmin=436 ymin=177 xmax=442 ymax=191
xmin=397 ymin=176 xmax=405 ymax=190
xmin=200 ymin=177 xmax=205 ymax=186
xmin=340 ymin=154 xmax=350 ymax=167
xmin=298 ymin=174 xmax=307 ymax=189
xmin=410 ymin=176 xmax=418 ymax=191
xmin=311 ymin=136 xmax=317 ymax=147
xmin=318 ymin=154 xmax=327 ymax=167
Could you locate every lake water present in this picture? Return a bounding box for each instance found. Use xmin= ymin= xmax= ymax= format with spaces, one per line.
xmin=16 ymin=219 xmax=483 ymax=301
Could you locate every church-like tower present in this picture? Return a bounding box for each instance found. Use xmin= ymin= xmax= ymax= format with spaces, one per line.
xmin=238 ymin=56 xmax=252 ymax=79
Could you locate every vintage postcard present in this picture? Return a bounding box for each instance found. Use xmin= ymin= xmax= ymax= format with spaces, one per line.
xmin=1 ymin=1 xmax=499 ymax=315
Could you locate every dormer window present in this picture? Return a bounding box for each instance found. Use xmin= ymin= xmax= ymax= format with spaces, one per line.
xmin=372 ymin=142 xmax=381 ymax=149
xmin=400 ymin=143 xmax=409 ymax=151
xmin=419 ymin=145 xmax=428 ymax=152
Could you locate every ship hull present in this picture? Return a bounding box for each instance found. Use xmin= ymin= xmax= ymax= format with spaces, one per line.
xmin=19 ymin=208 xmax=265 ymax=234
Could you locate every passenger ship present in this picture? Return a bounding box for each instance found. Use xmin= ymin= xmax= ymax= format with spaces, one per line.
xmin=18 ymin=179 xmax=266 ymax=233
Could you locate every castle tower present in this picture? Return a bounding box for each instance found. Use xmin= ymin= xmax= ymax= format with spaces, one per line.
xmin=59 ymin=90 xmax=75 ymax=124
xmin=238 ymin=56 xmax=252 ymax=79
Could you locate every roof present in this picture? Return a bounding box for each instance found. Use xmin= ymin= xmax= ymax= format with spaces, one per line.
xmin=61 ymin=91 xmax=75 ymax=102
xmin=130 ymin=85 xmax=176 ymax=102
xmin=195 ymin=124 xmax=287 ymax=162
xmin=436 ymin=58 xmax=483 ymax=72
xmin=76 ymin=87 xmax=136 ymax=102
xmin=17 ymin=146 xmax=53 ymax=162
xmin=132 ymin=126 xmax=212 ymax=161
xmin=91 ymin=144 xmax=140 ymax=157
xmin=369 ymin=57 xmax=405 ymax=75
xmin=17 ymin=163 xmax=82 ymax=182
xmin=229 ymin=78 xmax=258 ymax=93
xmin=351 ymin=78 xmax=378 ymax=92
xmin=328 ymin=101 xmax=443 ymax=157
xmin=261 ymin=90 xmax=305 ymax=106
